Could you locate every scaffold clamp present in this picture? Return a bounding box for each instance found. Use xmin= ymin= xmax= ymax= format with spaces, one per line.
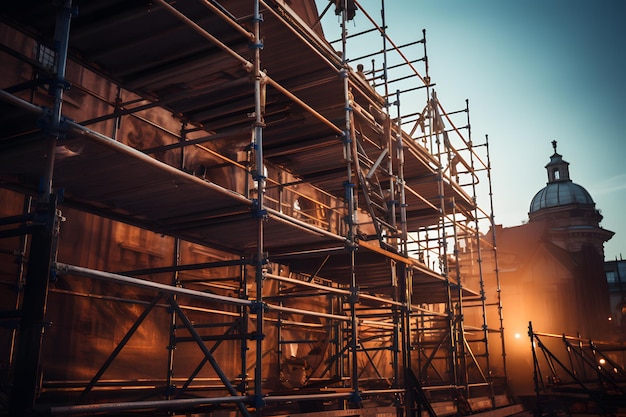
xmin=249 ymin=331 xmax=266 ymax=341
xmin=350 ymin=286 xmax=359 ymax=304
xmin=249 ymin=41 xmax=264 ymax=50
xmin=251 ymin=199 xmax=268 ymax=219
xmin=250 ymin=301 xmax=269 ymax=314
xmin=48 ymin=77 xmax=71 ymax=96
xmin=344 ymin=239 xmax=358 ymax=251
xmin=349 ymin=390 xmax=362 ymax=404
xmin=250 ymin=394 xmax=266 ymax=409
xmin=342 ymin=130 xmax=351 ymax=143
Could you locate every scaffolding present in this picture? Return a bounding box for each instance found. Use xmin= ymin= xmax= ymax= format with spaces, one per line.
xmin=0 ymin=1 xmax=515 ymax=416
xmin=528 ymin=322 xmax=626 ymax=415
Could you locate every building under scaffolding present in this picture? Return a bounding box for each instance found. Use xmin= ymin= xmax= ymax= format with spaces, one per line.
xmin=0 ymin=1 xmax=520 ymax=416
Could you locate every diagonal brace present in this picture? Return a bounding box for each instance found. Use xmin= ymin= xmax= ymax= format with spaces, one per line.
xmin=79 ymin=293 xmax=163 ymax=401
xmin=170 ymin=298 xmax=251 ymax=417
xmin=175 ymin=322 xmax=239 ymax=398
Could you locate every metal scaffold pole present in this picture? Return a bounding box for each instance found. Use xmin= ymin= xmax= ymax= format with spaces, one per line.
xmin=393 ymin=87 xmax=410 ymax=409
xmin=465 ymin=101 xmax=496 ymax=405
xmin=240 ymin=257 xmax=250 ymax=397
xmin=394 ymin=90 xmax=408 ymax=258
xmin=8 ymin=1 xmax=73 ymax=415
xmin=485 ymin=134 xmax=508 ymax=379
xmin=166 ymin=122 xmax=186 ymax=401
xmin=340 ymin=0 xmax=361 ymax=405
xmin=432 ymin=92 xmax=458 ymax=389
xmin=422 ymin=29 xmax=433 ymax=154
xmin=450 ymin=197 xmax=468 ymax=395
xmin=252 ymin=0 xmax=266 ymax=411
xmin=381 ymin=0 xmax=397 ymax=240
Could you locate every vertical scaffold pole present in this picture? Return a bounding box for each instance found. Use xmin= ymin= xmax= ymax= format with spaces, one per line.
xmin=340 ymin=0 xmax=360 ymax=405
xmin=166 ymin=237 xmax=180 ymax=400
xmin=240 ymin=257 xmax=250 ymax=395
xmin=380 ymin=0 xmax=390 ymax=102
xmin=466 ymin=101 xmax=496 ymax=405
xmin=8 ymin=197 xmax=33 ymax=372
xmin=9 ymin=2 xmax=73 ymax=415
xmin=394 ymin=90 xmax=407 ymax=258
xmin=485 ymin=134 xmax=508 ymax=379
xmin=252 ymin=0 xmax=267 ymax=411
xmin=42 ymin=0 xmax=72 ymax=204
xmin=393 ymin=88 xmax=411 ymax=409
xmin=432 ymin=91 xmax=458 ymax=388
xmin=9 ymin=196 xmax=60 ymax=417
xmin=421 ymin=29 xmax=434 ymax=154
xmin=167 ymin=122 xmax=186 ymax=400
xmin=450 ymin=196 xmax=468 ymax=395
xmin=381 ymin=0 xmax=397 ymax=238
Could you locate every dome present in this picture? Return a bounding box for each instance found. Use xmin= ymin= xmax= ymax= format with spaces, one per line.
xmin=529 ymin=141 xmax=595 ymax=214
xmin=529 ymin=181 xmax=594 ymax=213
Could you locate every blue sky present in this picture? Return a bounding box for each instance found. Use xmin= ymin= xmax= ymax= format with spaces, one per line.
xmin=315 ymin=0 xmax=626 ymax=259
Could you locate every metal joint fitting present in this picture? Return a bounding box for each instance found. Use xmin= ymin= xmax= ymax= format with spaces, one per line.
xmin=250 ymin=301 xmax=269 ymax=314
xmin=250 ymin=394 xmax=266 ymax=409
xmin=349 ymin=390 xmax=362 ymax=404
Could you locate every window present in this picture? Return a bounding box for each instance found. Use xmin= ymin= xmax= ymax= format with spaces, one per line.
xmin=36 ymin=43 xmax=56 ymax=71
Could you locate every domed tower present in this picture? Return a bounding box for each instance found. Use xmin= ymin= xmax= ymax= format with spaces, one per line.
xmin=529 ymin=140 xmax=613 ymax=254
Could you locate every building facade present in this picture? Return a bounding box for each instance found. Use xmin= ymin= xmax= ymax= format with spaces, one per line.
xmin=462 ymin=141 xmax=615 ymax=396
xmin=606 ymin=258 xmax=626 ymax=337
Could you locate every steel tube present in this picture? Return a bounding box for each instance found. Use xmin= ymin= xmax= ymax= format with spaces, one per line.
xmin=264 ymin=76 xmax=343 ymax=135
xmin=47 ymin=395 xmax=249 ymax=415
xmin=199 ymin=0 xmax=254 ymax=40
xmin=264 ymin=272 xmax=350 ymax=296
xmin=260 ymin=0 xmax=342 ymax=71
xmin=266 ymin=207 xmax=345 ymax=241
xmin=251 ymin=0 xmax=266 ymax=409
xmin=153 ymin=0 xmax=251 ymax=70
xmin=267 ymin=302 xmax=350 ymax=322
xmin=54 ymin=263 xmax=252 ymax=307
xmin=0 ymin=89 xmax=44 ymax=115
xmin=264 ymin=391 xmax=351 ymax=402
xmin=359 ymin=292 xmax=403 ymax=307
xmin=119 ymin=258 xmax=250 ymax=276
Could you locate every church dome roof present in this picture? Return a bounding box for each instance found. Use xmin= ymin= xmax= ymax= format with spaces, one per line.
xmin=529 ymin=141 xmax=595 ymax=215
xmin=529 ymin=181 xmax=594 ymax=213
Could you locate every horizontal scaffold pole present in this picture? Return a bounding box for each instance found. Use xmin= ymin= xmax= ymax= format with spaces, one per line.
xmin=53 ymin=263 xmax=252 ymax=307
xmin=46 ymin=395 xmax=249 ymax=416
xmin=264 ymin=76 xmax=343 ymax=135
xmin=65 ymin=121 xmax=252 ymax=206
xmin=260 ymin=0 xmax=343 ymax=70
xmin=153 ymin=0 xmax=253 ymax=70
xmin=198 ymin=0 xmax=253 ymax=40
xmin=119 ymin=258 xmax=251 ymax=276
xmin=45 ymin=388 xmax=404 ymax=415
xmin=55 ymin=263 xmax=350 ymax=322
xmin=267 ymin=302 xmax=350 ymax=322
xmin=265 ymin=272 xmax=351 ymax=296
xmin=266 ymin=207 xmax=345 ymax=240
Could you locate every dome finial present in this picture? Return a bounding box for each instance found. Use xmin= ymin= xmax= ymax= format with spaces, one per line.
xmin=552 ymin=140 xmax=557 ymax=154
